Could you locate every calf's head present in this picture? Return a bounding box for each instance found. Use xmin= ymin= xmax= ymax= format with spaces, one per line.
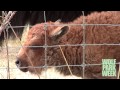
xmin=16 ymin=22 xmax=69 ymax=74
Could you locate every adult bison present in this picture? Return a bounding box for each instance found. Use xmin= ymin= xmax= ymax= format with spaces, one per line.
xmin=16 ymin=11 xmax=120 ymax=79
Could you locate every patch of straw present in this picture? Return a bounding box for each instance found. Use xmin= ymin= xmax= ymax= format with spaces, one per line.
xmin=59 ymin=45 xmax=74 ymax=77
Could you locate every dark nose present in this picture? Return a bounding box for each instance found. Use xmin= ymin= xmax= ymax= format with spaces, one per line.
xmin=15 ymin=59 xmax=28 ymax=72
xmin=15 ymin=59 xmax=21 ymax=67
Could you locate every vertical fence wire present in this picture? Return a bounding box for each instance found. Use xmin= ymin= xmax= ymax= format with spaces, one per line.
xmin=117 ymin=62 xmax=120 ymax=79
xmin=43 ymin=11 xmax=48 ymax=79
xmin=3 ymin=26 xmax=10 ymax=79
xmin=2 ymin=11 xmax=10 ymax=79
xmin=82 ymin=11 xmax=86 ymax=78
xmin=6 ymin=27 xmax=10 ymax=79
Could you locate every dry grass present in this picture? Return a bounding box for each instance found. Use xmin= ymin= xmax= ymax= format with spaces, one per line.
xmin=0 ymin=25 xmax=82 ymax=79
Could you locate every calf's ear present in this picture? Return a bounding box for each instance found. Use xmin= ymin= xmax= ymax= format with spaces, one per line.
xmin=54 ymin=19 xmax=61 ymax=25
xmin=49 ymin=26 xmax=69 ymax=41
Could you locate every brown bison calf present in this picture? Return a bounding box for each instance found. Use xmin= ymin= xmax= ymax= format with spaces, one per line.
xmin=16 ymin=11 xmax=120 ymax=79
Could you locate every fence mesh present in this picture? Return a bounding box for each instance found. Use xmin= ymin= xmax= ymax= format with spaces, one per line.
xmin=0 ymin=11 xmax=120 ymax=79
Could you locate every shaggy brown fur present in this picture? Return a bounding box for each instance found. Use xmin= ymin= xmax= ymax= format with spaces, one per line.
xmin=17 ymin=11 xmax=120 ymax=79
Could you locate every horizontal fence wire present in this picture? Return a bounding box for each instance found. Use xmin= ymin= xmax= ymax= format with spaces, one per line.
xmin=2 ymin=43 xmax=120 ymax=49
xmin=6 ymin=24 xmax=120 ymax=28
xmin=0 ymin=62 xmax=120 ymax=69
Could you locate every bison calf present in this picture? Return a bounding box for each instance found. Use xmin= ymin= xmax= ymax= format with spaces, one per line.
xmin=16 ymin=11 xmax=120 ymax=79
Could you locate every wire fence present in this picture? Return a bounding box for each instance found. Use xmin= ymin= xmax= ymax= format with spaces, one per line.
xmin=0 ymin=11 xmax=120 ymax=79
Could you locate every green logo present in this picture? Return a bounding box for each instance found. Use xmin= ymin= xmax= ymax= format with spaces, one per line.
xmin=102 ymin=59 xmax=116 ymax=77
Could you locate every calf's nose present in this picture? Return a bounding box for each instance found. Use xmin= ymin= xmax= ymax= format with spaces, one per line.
xmin=15 ymin=59 xmax=21 ymax=67
xmin=15 ymin=58 xmax=29 ymax=72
